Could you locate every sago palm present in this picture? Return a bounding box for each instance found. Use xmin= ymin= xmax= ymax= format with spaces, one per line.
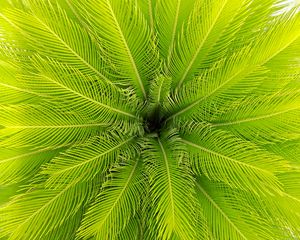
xmin=0 ymin=0 xmax=300 ymax=239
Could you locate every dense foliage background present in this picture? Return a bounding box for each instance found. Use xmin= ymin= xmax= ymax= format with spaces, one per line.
xmin=0 ymin=0 xmax=300 ymax=239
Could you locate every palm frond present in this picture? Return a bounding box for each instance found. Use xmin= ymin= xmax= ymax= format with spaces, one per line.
xmin=0 ymin=105 xmax=106 ymax=148
xmin=195 ymin=176 xmax=292 ymax=239
xmin=211 ymin=91 xmax=300 ymax=144
xmin=142 ymin=130 xmax=197 ymax=240
xmin=164 ymin=49 xmax=261 ymax=121
xmin=169 ymin=0 xmax=250 ymax=88
xmin=145 ymin=75 xmax=171 ymax=118
xmin=25 ymin=58 xmax=140 ymax=122
xmin=148 ymin=75 xmax=171 ymax=107
xmin=68 ymin=0 xmax=159 ymax=99
xmin=77 ymin=158 xmax=144 ymax=239
xmin=167 ymin=10 xmax=300 ymax=120
xmin=181 ymin=124 xmax=287 ymax=194
xmin=155 ymin=0 xmax=196 ymax=67
xmin=0 ymin=1 xmax=113 ymax=85
xmin=0 ymin=144 xmax=71 ymax=185
xmin=0 ymin=180 xmax=96 ymax=240
xmin=42 ymin=132 xmax=137 ymax=188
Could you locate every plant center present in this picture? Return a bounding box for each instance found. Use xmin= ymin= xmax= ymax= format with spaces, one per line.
xmin=143 ymin=107 xmax=165 ymax=134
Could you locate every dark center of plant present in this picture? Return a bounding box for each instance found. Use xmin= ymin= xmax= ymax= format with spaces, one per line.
xmin=143 ymin=107 xmax=165 ymax=134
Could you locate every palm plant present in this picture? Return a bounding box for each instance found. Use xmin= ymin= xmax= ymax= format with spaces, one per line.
xmin=0 ymin=0 xmax=300 ymax=239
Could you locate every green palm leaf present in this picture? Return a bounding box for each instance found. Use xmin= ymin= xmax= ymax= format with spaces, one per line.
xmin=143 ymin=131 xmax=197 ymax=240
xmin=182 ymin=124 xmax=288 ymax=192
xmin=0 ymin=1 xmax=110 ymax=83
xmin=0 ymin=144 xmax=70 ymax=185
xmin=0 ymin=180 xmax=95 ymax=240
xmin=196 ymin=177 xmax=279 ymax=239
xmin=77 ymin=158 xmax=143 ymax=239
xmin=211 ymin=92 xmax=300 ymax=143
xmin=155 ymin=0 xmax=196 ymax=65
xmin=42 ymin=132 xmax=137 ymax=188
xmin=68 ymin=0 xmax=159 ymax=99
xmin=166 ymin=11 xmax=300 ymax=121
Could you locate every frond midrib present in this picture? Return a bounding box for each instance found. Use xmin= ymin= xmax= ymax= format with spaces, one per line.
xmin=175 ymin=0 xmax=229 ymax=88
xmin=181 ymin=138 xmax=275 ymax=176
xmin=156 ymin=79 xmax=164 ymax=103
xmin=0 ymin=82 xmax=49 ymax=98
xmin=196 ymin=181 xmax=248 ymax=240
xmin=0 ymin=142 xmax=77 ymax=164
xmin=148 ymin=0 xmax=154 ymax=31
xmin=168 ymin=31 xmax=300 ymax=121
xmin=42 ymin=75 xmax=137 ymax=119
xmin=95 ymin=159 xmax=139 ymax=231
xmin=212 ymin=106 xmax=300 ymax=127
xmin=157 ymin=138 xmax=175 ymax=224
xmin=32 ymin=14 xmax=112 ymax=84
xmin=106 ymin=0 xmax=147 ymax=99
xmin=51 ymin=136 xmax=135 ymax=176
xmin=282 ymin=191 xmax=300 ymax=204
xmin=166 ymin=0 xmax=181 ymax=69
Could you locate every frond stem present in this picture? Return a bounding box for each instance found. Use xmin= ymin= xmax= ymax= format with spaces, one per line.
xmin=195 ymin=181 xmax=248 ymax=240
xmin=157 ymin=137 xmax=175 ymax=223
xmin=106 ymin=0 xmax=147 ymax=99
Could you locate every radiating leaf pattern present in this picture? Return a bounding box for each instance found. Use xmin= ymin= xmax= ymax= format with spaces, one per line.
xmin=0 ymin=0 xmax=300 ymax=239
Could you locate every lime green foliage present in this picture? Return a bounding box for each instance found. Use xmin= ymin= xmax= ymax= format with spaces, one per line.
xmin=0 ymin=0 xmax=300 ymax=239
